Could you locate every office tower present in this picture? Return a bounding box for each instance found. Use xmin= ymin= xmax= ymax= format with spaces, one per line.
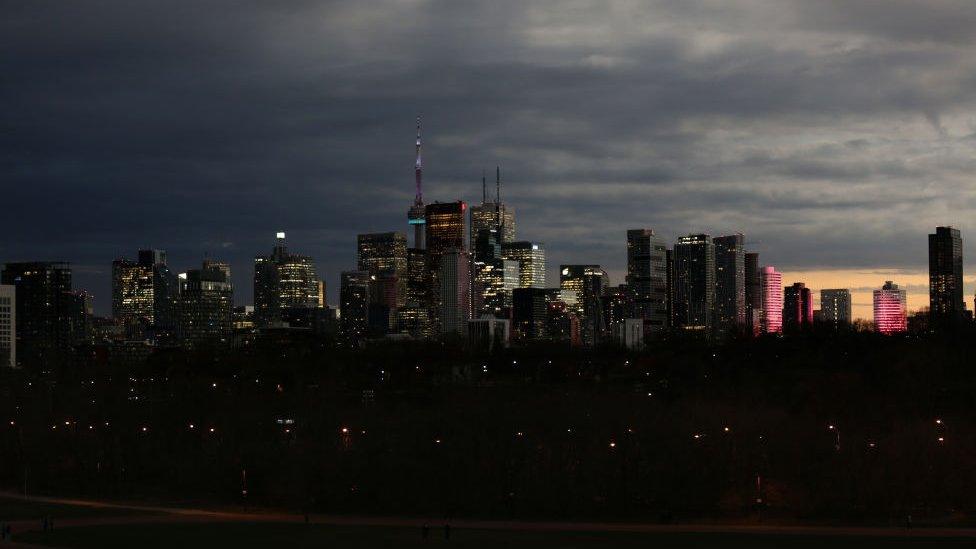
xmin=546 ymin=299 xmax=581 ymax=346
xmin=340 ymin=271 xmax=370 ymax=344
xmin=1 ymin=262 xmax=73 ymax=369
xmin=358 ymin=232 xmax=408 ymax=278
xmin=397 ymin=248 xmax=430 ymax=337
xmin=407 ymin=117 xmax=427 ymax=248
xmin=0 ymin=285 xmax=14 ymax=368
xmin=513 ymin=287 xmax=549 ymax=340
xmin=176 ymin=262 xmax=233 ymax=348
xmin=626 ymin=229 xmax=668 ymax=332
xmin=603 ymin=284 xmax=635 ymax=340
xmin=928 ymin=226 xmax=964 ymax=321
xmin=760 ymin=266 xmax=783 ymax=334
xmin=439 ymin=249 xmax=472 ymax=335
xmin=783 ymin=282 xmax=814 ymax=330
xmin=820 ymin=289 xmax=852 ymax=328
xmin=471 ymin=230 xmax=519 ymax=317
xmin=469 ymin=168 xmax=516 ymax=250
xmin=424 ymin=201 xmax=467 ymax=330
xmin=713 ymin=234 xmax=746 ymax=332
xmin=672 ymin=234 xmax=715 ymax=331
xmin=559 ymin=265 xmax=609 ymax=346
xmin=146 ymin=252 xmax=179 ymax=333
xmin=744 ymin=252 xmax=762 ymax=334
xmin=112 ymin=257 xmax=154 ymax=326
xmin=65 ymin=290 xmax=93 ymax=345
xmin=254 ymin=233 xmax=322 ymax=326
xmin=874 ymin=281 xmax=907 ymax=335
xmin=501 ymin=241 xmax=547 ymax=289
xmin=616 ymin=319 xmax=645 ymax=350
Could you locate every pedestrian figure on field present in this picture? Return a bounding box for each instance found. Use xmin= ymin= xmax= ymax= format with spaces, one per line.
xmin=444 ymin=523 xmax=451 ymax=540
xmin=422 ymin=523 xmax=429 ymax=539
xmin=906 ymin=515 xmax=913 ymax=530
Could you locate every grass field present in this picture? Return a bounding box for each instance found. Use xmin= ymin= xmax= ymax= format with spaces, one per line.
xmin=0 ymin=496 xmax=156 ymax=521
xmin=15 ymin=522 xmax=976 ymax=549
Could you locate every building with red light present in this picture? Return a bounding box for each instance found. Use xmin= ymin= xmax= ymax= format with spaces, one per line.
xmin=873 ymin=280 xmax=907 ymax=335
xmin=761 ymin=266 xmax=782 ymax=334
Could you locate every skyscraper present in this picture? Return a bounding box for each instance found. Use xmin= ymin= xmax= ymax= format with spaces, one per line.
xmin=501 ymin=241 xmax=547 ymax=289
xmin=744 ymin=252 xmax=762 ymax=335
xmin=874 ymin=281 xmax=907 ymax=335
xmin=760 ymin=266 xmax=783 ymax=334
xmin=783 ymin=282 xmax=813 ymax=331
xmin=112 ymin=257 xmax=154 ymax=326
xmin=424 ymin=201 xmax=467 ymax=331
xmin=626 ymin=229 xmax=668 ymax=332
xmin=1 ymin=262 xmax=73 ymax=368
xmin=713 ymin=233 xmax=746 ymax=332
xmin=512 ymin=288 xmax=548 ymax=340
xmin=559 ymin=265 xmax=609 ymax=346
xmin=357 ymin=231 xmax=408 ymax=314
xmin=439 ymin=249 xmax=471 ymax=335
xmin=340 ymin=271 xmax=370 ymax=345
xmin=254 ymin=233 xmax=323 ymax=326
xmin=820 ymin=289 xmax=852 ymax=328
xmin=177 ymin=262 xmax=233 ymax=348
xmin=111 ymin=249 xmax=176 ymax=333
xmin=928 ymin=226 xmax=963 ymax=321
xmin=672 ymin=234 xmax=715 ymax=331
xmin=469 ymin=168 xmax=516 ymax=250
xmin=407 ymin=117 xmax=426 ymax=248
xmin=0 ymin=285 xmax=14 ymax=368
xmin=471 ymin=229 xmax=519 ymax=317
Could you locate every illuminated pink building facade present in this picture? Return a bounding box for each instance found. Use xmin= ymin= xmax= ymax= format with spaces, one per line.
xmin=873 ymin=280 xmax=907 ymax=335
xmin=761 ymin=266 xmax=783 ymax=334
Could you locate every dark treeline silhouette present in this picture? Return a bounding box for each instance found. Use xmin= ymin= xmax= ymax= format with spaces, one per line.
xmin=2 ymin=328 xmax=976 ymax=525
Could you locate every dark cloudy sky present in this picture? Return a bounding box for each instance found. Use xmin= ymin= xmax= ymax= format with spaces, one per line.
xmin=4 ymin=0 xmax=976 ymax=318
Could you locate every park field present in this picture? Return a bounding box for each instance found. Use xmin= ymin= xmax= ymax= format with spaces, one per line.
xmin=14 ymin=522 xmax=976 ymax=549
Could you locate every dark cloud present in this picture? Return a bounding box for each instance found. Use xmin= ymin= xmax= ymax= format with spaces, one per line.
xmin=3 ymin=0 xmax=976 ymax=313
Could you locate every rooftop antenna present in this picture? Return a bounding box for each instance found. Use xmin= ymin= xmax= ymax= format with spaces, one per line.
xmin=482 ymin=170 xmax=487 ymax=204
xmin=414 ymin=116 xmax=423 ymax=205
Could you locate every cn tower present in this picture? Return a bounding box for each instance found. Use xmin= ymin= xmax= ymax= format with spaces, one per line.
xmin=407 ymin=116 xmax=426 ymax=248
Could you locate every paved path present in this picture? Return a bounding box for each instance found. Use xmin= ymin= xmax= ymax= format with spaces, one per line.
xmin=4 ymin=490 xmax=976 ymax=543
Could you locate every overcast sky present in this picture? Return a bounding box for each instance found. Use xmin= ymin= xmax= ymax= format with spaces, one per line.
xmin=4 ymin=0 xmax=976 ymax=318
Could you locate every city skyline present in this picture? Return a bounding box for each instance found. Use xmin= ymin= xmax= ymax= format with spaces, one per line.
xmin=5 ymin=1 xmax=976 ymax=320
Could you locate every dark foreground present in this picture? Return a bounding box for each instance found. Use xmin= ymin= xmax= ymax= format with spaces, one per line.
xmin=15 ymin=522 xmax=976 ymax=549
xmin=5 ymin=494 xmax=976 ymax=549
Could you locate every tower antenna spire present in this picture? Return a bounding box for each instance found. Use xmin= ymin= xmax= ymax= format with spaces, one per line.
xmin=414 ymin=116 xmax=423 ymax=205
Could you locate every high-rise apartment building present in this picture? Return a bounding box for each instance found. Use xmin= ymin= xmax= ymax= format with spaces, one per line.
xmin=672 ymin=234 xmax=715 ymax=331
xmin=0 ymin=285 xmax=14 ymax=368
xmin=928 ymin=226 xmax=964 ymax=320
xmin=783 ymin=282 xmax=814 ymax=330
xmin=744 ymin=252 xmax=762 ymax=334
xmin=820 ymin=289 xmax=852 ymax=328
xmin=626 ymin=229 xmax=668 ymax=332
xmin=254 ymin=233 xmax=323 ymax=326
xmin=874 ymin=281 xmax=907 ymax=335
xmin=1 ymin=262 xmax=73 ymax=368
xmin=760 ymin=266 xmax=783 ymax=334
xmin=713 ymin=234 xmax=746 ymax=332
